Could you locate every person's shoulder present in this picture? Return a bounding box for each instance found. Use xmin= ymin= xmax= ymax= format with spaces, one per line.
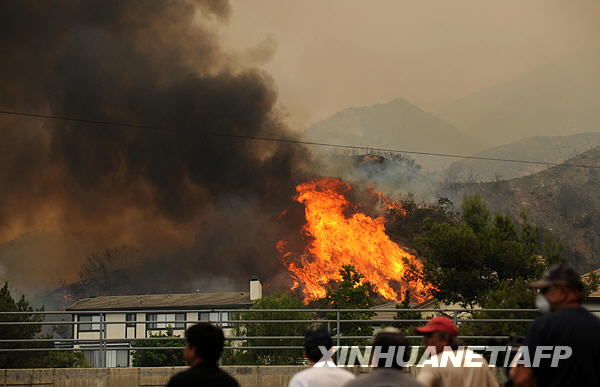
xmin=290 ymin=366 xmax=314 ymax=378
xmin=548 ymin=307 xmax=600 ymax=326
xmin=573 ymin=306 xmax=600 ymax=324
xmin=216 ymin=368 xmax=240 ymax=386
xmin=290 ymin=365 xmax=354 ymax=385
xmin=343 ymin=371 xmax=378 ymax=387
xmin=167 ymin=366 xmax=239 ymax=387
xmin=362 ymin=369 xmax=425 ymax=387
xmin=342 ymin=375 xmax=364 ymax=387
xmin=527 ymin=310 xmax=555 ymax=333
xmin=331 ymin=366 xmax=355 ymax=378
xmin=288 ymin=367 xmax=314 ymax=385
xmin=398 ymin=372 xmax=426 ymax=387
xmin=463 ymin=347 xmax=489 ymax=363
xmin=166 ymin=368 xmax=193 ymax=387
xmin=309 ymin=365 xmax=355 ymax=379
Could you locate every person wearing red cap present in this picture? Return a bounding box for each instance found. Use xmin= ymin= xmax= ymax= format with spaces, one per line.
xmin=415 ymin=316 xmax=498 ymax=387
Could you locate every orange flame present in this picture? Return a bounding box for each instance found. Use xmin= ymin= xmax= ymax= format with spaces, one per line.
xmin=368 ymin=184 xmax=408 ymax=216
xmin=278 ymin=177 xmax=433 ymax=303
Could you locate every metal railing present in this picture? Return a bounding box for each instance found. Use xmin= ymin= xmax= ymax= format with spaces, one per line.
xmin=2 ymin=308 xmax=597 ymax=367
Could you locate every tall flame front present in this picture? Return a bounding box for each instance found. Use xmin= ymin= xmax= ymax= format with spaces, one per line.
xmin=278 ymin=177 xmax=433 ymax=303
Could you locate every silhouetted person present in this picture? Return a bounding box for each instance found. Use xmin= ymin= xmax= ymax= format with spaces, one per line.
xmin=288 ymin=328 xmax=355 ymax=387
xmin=510 ymin=264 xmax=600 ymax=387
xmin=344 ymin=327 xmax=424 ymax=387
xmin=416 ymin=316 xmax=498 ymax=387
xmin=166 ymin=323 xmax=239 ymax=387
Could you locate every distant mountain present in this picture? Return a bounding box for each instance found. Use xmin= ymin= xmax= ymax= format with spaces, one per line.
xmin=433 ymin=52 xmax=600 ymax=145
xmin=460 ymin=146 xmax=600 ymax=271
xmin=448 ymin=132 xmax=600 ymax=181
xmin=305 ymin=98 xmax=484 ymax=170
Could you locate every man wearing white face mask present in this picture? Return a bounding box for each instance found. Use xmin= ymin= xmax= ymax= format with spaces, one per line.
xmin=510 ymin=264 xmax=600 ymax=387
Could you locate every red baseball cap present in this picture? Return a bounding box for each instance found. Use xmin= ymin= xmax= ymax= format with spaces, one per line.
xmin=415 ymin=316 xmax=458 ymax=336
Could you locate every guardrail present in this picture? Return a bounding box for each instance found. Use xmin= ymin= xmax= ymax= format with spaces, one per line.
xmin=2 ymin=308 xmax=597 ymax=367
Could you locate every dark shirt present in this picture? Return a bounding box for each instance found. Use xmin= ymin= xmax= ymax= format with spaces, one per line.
xmin=166 ymin=363 xmax=239 ymax=387
xmin=524 ymin=306 xmax=600 ymax=387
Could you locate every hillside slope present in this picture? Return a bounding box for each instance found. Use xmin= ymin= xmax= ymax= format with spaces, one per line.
xmin=460 ymin=146 xmax=600 ymax=271
xmin=434 ymin=52 xmax=600 ymax=145
xmin=305 ymin=98 xmax=483 ymax=170
xmin=448 ymin=132 xmax=600 ymax=181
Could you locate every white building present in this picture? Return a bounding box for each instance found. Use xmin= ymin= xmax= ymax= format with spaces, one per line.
xmin=66 ymin=277 xmax=262 ymax=367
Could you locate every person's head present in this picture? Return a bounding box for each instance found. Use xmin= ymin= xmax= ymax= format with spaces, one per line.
xmin=183 ymin=323 xmax=225 ymax=367
xmin=372 ymin=327 xmax=410 ymax=370
xmin=304 ymin=328 xmax=332 ymax=364
xmin=415 ymin=316 xmax=459 ymax=354
xmin=530 ymin=264 xmax=584 ymax=312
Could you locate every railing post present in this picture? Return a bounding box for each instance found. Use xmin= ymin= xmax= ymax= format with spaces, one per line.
xmin=336 ymin=311 xmax=341 ymax=363
xmin=336 ymin=311 xmax=340 ymax=348
xmin=100 ymin=312 xmax=106 ymax=368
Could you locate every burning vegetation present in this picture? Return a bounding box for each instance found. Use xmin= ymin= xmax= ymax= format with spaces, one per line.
xmin=277 ymin=177 xmax=434 ymax=304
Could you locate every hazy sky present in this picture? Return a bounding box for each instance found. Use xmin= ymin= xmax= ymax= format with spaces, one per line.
xmin=221 ymin=0 xmax=600 ymax=129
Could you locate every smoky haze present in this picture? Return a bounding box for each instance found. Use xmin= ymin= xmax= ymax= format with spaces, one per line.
xmin=0 ymin=0 xmax=310 ymax=297
xmin=223 ymin=0 xmax=600 ymax=130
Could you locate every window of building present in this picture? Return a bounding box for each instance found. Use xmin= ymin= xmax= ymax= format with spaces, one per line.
xmin=146 ymin=313 xmax=185 ymax=330
xmin=83 ymin=349 xmax=129 ymax=367
xmin=106 ymin=349 xmax=129 ymax=367
xmin=78 ymin=314 xmax=101 ymax=332
xmin=125 ymin=313 xmax=136 ymax=328
xmin=199 ymin=311 xmax=231 ymax=328
xmin=83 ymin=350 xmax=102 ymax=367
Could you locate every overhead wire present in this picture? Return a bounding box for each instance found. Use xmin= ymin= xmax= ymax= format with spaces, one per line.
xmin=1 ymin=108 xmax=599 ymax=169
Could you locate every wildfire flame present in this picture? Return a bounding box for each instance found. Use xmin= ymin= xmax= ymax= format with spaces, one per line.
xmin=368 ymin=184 xmax=408 ymax=217
xmin=278 ymin=177 xmax=433 ymax=303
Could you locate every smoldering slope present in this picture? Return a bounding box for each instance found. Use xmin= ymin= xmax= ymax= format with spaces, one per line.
xmin=0 ymin=0 xmax=312 ymax=300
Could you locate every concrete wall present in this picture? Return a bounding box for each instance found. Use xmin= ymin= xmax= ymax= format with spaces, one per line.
xmin=0 ymin=366 xmax=505 ymax=387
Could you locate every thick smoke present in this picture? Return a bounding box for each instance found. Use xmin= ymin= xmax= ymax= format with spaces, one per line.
xmin=0 ymin=0 xmax=309 ymax=297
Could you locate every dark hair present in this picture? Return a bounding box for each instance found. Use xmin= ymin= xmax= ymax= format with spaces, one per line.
xmin=185 ymin=323 xmax=225 ymax=365
xmin=372 ymin=331 xmax=409 ymax=369
xmin=304 ymin=328 xmax=332 ymax=363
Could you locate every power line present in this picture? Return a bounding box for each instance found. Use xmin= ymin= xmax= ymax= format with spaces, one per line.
xmin=0 ymin=109 xmax=164 ymax=131
xmin=1 ymin=108 xmax=599 ymax=169
xmin=208 ymin=132 xmax=600 ymax=169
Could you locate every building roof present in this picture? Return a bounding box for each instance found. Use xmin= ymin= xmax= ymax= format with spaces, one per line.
xmin=66 ymin=292 xmax=252 ymax=311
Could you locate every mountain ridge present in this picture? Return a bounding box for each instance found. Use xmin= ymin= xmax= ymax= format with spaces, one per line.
xmin=305 ymin=97 xmax=484 ymax=170
xmin=448 ymin=132 xmax=600 ymax=181
xmin=460 ymin=145 xmax=600 ymax=271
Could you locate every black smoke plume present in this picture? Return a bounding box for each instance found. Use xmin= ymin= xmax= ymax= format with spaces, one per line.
xmin=0 ymin=0 xmax=310 ymax=298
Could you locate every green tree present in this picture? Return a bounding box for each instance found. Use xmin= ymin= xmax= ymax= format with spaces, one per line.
xmin=583 ymin=271 xmax=600 ymax=296
xmin=224 ymin=293 xmax=310 ymax=365
xmin=415 ymin=196 xmax=562 ymax=308
xmin=414 ymin=196 xmax=572 ymax=341
xmin=131 ymin=327 xmax=184 ymax=366
xmin=43 ymin=351 xmax=88 ymax=368
xmin=460 ymin=279 xmax=537 ymax=339
xmin=0 ymin=282 xmax=45 ymax=367
xmin=323 ymin=265 xmax=375 ymax=345
xmin=0 ymin=282 xmax=86 ymax=368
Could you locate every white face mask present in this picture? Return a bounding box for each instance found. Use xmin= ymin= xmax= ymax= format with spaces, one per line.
xmin=535 ymin=293 xmax=552 ymax=313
